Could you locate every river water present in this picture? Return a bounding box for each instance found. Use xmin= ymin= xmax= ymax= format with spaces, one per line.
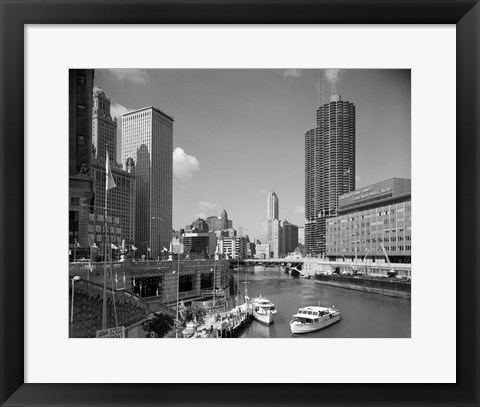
xmin=230 ymin=266 xmax=411 ymax=338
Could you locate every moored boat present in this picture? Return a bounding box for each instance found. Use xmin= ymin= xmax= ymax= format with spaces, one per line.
xmin=252 ymin=296 xmax=277 ymax=325
xmin=290 ymin=305 xmax=340 ymax=334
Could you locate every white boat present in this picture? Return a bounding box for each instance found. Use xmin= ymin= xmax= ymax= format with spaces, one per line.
xmin=181 ymin=321 xmax=197 ymax=338
xmin=290 ymin=306 xmax=340 ymax=334
xmin=252 ymin=296 xmax=277 ymax=325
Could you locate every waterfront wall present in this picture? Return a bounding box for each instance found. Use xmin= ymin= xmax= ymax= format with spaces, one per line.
xmin=69 ymin=259 xmax=231 ymax=305
xmin=314 ymin=274 xmax=411 ymax=299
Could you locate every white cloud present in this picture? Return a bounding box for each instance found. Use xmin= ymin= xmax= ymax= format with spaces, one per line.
xmin=259 ymin=188 xmax=269 ymax=195
xmin=110 ymin=102 xmax=131 ymax=119
xmin=355 ymin=175 xmax=361 ymax=181
xmin=283 ymin=69 xmax=302 ymax=78
xmin=173 ymin=147 xmax=200 ymax=180
xmin=324 ymin=68 xmax=342 ymax=83
xmin=196 ymin=213 xmax=206 ymax=219
xmin=199 ymin=201 xmax=218 ymax=211
xmin=294 ymin=205 xmax=305 ymax=214
xmin=107 ymin=69 xmax=150 ymax=84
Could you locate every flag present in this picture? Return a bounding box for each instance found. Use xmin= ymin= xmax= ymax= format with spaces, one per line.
xmin=74 ymin=239 xmax=81 ymax=248
xmin=121 ymin=239 xmax=126 ymax=252
xmin=106 ymin=150 xmax=116 ymax=191
xmin=147 ymin=247 xmax=151 ymax=252
xmin=90 ymin=242 xmax=98 ymax=249
xmin=111 ymin=243 xmax=118 ymax=250
xmin=163 ymin=247 xmax=168 ymax=252
xmin=132 ymin=245 xmax=137 ymax=251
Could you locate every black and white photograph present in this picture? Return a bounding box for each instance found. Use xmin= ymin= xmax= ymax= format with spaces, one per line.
xmin=69 ymin=68 xmax=411 ymax=339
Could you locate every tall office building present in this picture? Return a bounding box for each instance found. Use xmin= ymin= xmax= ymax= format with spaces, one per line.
xmin=220 ymin=209 xmax=229 ymax=230
xmin=263 ymin=190 xmax=282 ymax=257
xmin=267 ymin=190 xmax=279 ymax=220
xmin=121 ymin=106 xmax=174 ymax=258
xmin=92 ymin=87 xmax=117 ymax=162
xmin=282 ymin=221 xmax=299 ymax=255
xmin=305 ymin=89 xmax=356 ymax=255
xmin=69 ymin=69 xmax=94 ymax=258
xmin=90 ymin=87 xmax=135 ymax=250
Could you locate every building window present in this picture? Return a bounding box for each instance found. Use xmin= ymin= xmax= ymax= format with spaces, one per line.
xmin=77 ymin=74 xmax=86 ymax=86
xmin=77 ymin=135 xmax=85 ymax=146
xmin=77 ymin=104 xmax=86 ymax=116
xmin=70 ymin=197 xmax=79 ymax=206
xmin=69 ymin=211 xmax=79 ymax=244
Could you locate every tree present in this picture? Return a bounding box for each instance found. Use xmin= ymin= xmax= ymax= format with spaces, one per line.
xmin=143 ymin=312 xmax=174 ymax=338
xmin=184 ymin=306 xmax=206 ymax=325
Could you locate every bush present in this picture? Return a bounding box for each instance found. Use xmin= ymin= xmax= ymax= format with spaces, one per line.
xmin=143 ymin=312 xmax=174 ymax=338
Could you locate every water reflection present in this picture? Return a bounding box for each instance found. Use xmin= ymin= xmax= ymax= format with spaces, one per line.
xmin=233 ymin=266 xmax=411 ymax=338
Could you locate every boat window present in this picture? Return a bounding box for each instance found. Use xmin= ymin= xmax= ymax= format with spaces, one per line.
xmin=307 ymin=311 xmax=313 ymax=315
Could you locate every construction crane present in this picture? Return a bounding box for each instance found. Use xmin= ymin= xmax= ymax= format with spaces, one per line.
xmin=380 ymin=243 xmax=396 ymax=277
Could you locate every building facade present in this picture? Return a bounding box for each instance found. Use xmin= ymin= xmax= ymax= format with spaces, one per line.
xmin=282 ymin=221 xmax=299 ymax=255
xmin=326 ymin=178 xmax=411 ymax=263
xmin=217 ymin=236 xmax=247 ymax=259
xmin=90 ymin=159 xmax=136 ymax=252
xmin=121 ymin=106 xmax=174 ymax=258
xmin=90 ymin=87 xmax=136 ymax=255
xmin=92 ymin=87 xmax=117 ymax=162
xmin=69 ymin=69 xmax=95 ymax=258
xmin=267 ymin=190 xmax=279 ymax=220
xmin=182 ymin=232 xmax=214 ymax=258
xmin=305 ymin=94 xmax=356 ymax=256
xmin=255 ymin=244 xmax=270 ymax=259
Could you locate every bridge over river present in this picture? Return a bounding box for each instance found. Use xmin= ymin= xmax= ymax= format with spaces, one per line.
xmin=230 ymin=257 xmax=411 ymax=279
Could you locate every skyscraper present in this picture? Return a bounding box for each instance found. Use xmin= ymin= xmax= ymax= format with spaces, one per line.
xmin=263 ymin=190 xmax=282 ymax=258
xmin=121 ymin=106 xmax=174 ymax=258
xmin=92 ymin=87 xmax=117 ymax=162
xmin=90 ymin=87 xmax=136 ymax=251
xmin=69 ymin=69 xmax=94 ymax=258
xmin=220 ymin=209 xmax=229 ymax=230
xmin=305 ymin=89 xmax=356 ymax=255
xmin=267 ymin=190 xmax=279 ymax=220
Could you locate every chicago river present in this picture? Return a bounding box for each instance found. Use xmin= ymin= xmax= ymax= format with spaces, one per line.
xmin=233 ymin=266 xmax=411 ymax=338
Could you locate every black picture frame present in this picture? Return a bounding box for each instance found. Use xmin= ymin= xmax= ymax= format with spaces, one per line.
xmin=1 ymin=1 xmax=479 ymax=406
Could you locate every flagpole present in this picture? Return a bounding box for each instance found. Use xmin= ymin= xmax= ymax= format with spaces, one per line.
xmin=102 ymin=185 xmax=108 ymax=330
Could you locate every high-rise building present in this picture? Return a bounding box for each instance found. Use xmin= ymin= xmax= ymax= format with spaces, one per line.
xmin=90 ymin=88 xmax=135 ymax=251
xmin=326 ymin=178 xmax=411 ymax=263
xmin=267 ymin=190 xmax=279 ymax=220
xmin=305 ymin=89 xmax=356 ymax=255
xmin=220 ymin=209 xmax=229 ymax=230
xmin=92 ymin=87 xmax=117 ymax=163
xmin=205 ymin=216 xmax=222 ymax=231
xmin=69 ymin=69 xmax=94 ymax=258
xmin=263 ymin=190 xmax=282 ymax=257
xmin=282 ymin=221 xmax=299 ymax=255
xmin=121 ymin=106 xmax=174 ymax=258
xmin=263 ymin=218 xmax=283 ymax=258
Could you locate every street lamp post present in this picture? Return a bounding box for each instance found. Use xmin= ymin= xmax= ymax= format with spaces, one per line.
xmin=172 ymin=262 xmax=180 ymax=338
xmin=70 ymin=276 xmax=81 ymax=337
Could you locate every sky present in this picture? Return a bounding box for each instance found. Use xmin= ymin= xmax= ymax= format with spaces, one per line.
xmin=94 ymin=69 xmax=411 ymax=240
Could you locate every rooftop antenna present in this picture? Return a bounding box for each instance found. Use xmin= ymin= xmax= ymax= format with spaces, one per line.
xmin=331 ymin=69 xmax=338 ymax=97
xmin=318 ymin=71 xmax=324 ymax=108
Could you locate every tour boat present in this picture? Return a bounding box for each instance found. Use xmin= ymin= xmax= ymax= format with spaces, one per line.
xmin=252 ymin=296 xmax=277 ymax=325
xmin=290 ymin=306 xmax=341 ymax=334
xmin=181 ymin=321 xmax=197 ymax=338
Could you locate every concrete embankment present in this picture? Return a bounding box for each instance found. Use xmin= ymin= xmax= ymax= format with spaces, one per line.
xmin=314 ymin=275 xmax=411 ymax=299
